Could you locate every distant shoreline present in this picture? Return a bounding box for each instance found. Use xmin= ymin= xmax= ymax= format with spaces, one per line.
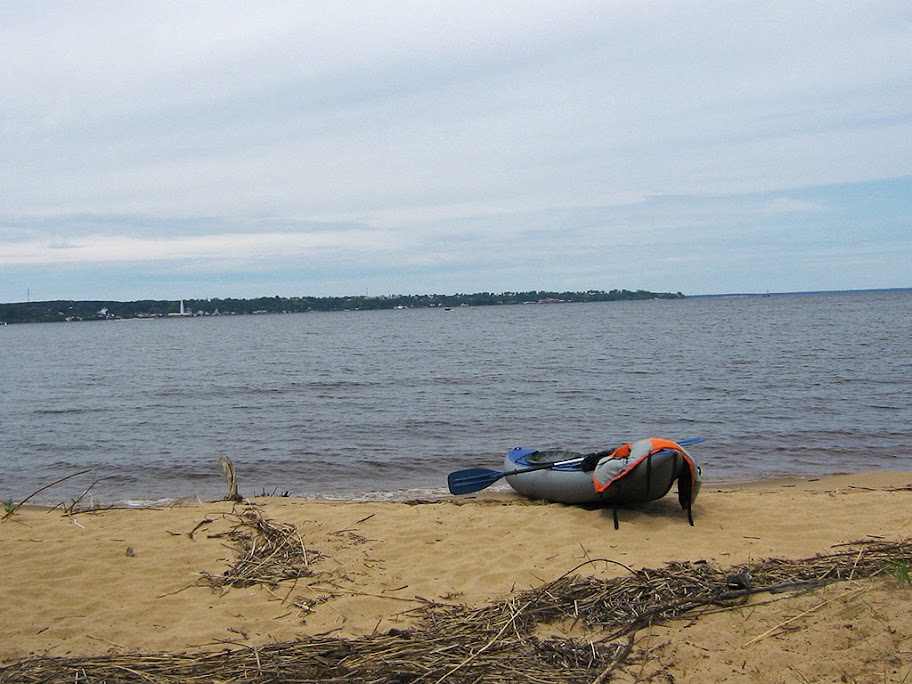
xmin=2 ymin=287 xmax=909 ymax=325
xmin=0 ymin=288 xmax=684 ymax=324
xmin=689 ymin=286 xmax=911 ymax=298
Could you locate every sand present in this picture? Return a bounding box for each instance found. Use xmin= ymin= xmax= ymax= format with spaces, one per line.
xmin=2 ymin=471 xmax=911 ymax=682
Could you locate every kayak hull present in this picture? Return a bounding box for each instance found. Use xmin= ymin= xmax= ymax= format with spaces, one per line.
xmin=503 ymin=448 xmax=600 ymax=504
xmin=503 ymin=442 xmax=702 ymax=506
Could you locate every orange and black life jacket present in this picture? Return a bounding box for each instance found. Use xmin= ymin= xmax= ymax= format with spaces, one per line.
xmin=591 ymin=438 xmax=702 ymax=528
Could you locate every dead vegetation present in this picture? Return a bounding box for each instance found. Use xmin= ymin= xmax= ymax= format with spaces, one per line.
xmin=2 ymin=507 xmax=909 ymax=684
xmin=194 ymin=506 xmax=321 ymax=591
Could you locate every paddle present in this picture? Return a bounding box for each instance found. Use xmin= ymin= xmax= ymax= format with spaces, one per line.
xmin=447 ymin=437 xmax=705 ymax=495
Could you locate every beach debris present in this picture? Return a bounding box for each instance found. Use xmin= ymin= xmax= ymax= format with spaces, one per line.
xmin=1 ymin=470 xmax=92 ymax=521
xmin=57 ymin=474 xmax=108 ymax=515
xmin=196 ymin=506 xmax=320 ymax=591
xmin=217 ymin=454 xmax=242 ymax=502
xmin=2 ymin=538 xmax=909 ymax=684
xmin=726 ymin=570 xmax=752 ymax=590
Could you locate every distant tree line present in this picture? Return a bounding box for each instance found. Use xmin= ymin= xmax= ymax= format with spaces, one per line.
xmin=0 ymin=289 xmax=684 ymax=324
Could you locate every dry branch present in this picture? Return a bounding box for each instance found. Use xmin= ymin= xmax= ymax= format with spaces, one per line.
xmin=3 ymin=538 xmax=909 ymax=684
xmin=197 ymin=506 xmax=321 ymax=590
xmin=217 ymin=454 xmax=241 ymax=502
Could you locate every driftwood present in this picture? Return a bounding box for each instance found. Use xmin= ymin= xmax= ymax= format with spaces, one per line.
xmin=2 ymin=529 xmax=909 ymax=684
xmin=1 ymin=470 xmax=92 ymax=521
xmin=217 ymin=454 xmax=242 ymax=502
xmin=196 ymin=506 xmax=320 ymax=590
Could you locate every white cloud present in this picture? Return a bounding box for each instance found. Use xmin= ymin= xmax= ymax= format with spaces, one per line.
xmin=0 ymin=227 xmax=390 ymax=266
xmin=764 ymin=197 xmax=825 ymax=214
xmin=0 ymin=1 xmax=910 ymax=298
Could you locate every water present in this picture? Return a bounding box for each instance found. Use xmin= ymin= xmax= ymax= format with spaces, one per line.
xmin=1 ymin=291 xmax=910 ymax=505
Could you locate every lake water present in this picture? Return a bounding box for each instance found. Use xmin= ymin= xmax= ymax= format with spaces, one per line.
xmin=1 ymin=290 xmax=910 ymax=506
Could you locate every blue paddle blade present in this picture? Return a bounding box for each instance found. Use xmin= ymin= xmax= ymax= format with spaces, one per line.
xmin=447 ymin=468 xmax=504 ymax=495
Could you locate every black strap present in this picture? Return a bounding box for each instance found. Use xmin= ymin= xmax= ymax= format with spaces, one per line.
xmin=668 ymin=451 xmax=679 ymax=494
xmin=677 ymin=456 xmax=696 ymax=526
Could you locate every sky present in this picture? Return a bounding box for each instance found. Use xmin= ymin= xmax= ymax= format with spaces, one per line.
xmin=1 ymin=1 xmax=910 ymax=302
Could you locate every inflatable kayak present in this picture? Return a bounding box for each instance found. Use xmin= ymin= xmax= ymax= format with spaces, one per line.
xmin=502 ymin=447 xmax=601 ymax=504
xmin=503 ymin=437 xmax=703 ymax=526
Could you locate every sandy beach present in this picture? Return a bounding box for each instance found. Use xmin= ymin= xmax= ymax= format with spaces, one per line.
xmin=2 ymin=471 xmax=911 ymax=682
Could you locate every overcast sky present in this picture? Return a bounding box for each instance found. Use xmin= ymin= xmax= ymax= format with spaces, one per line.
xmin=2 ymin=1 xmax=910 ymax=302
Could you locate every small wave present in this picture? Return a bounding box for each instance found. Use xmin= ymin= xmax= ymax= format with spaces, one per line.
xmin=115 ymin=497 xmax=193 ymax=508
xmin=3 ymin=291 xmax=910 ymax=501
xmin=36 ymin=407 xmax=106 ymax=416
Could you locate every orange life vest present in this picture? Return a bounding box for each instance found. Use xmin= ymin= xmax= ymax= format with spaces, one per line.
xmin=593 ymin=438 xmax=695 ymax=492
xmin=591 ymin=438 xmax=701 ymax=526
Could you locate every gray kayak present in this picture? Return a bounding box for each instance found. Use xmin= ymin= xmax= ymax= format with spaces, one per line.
xmin=503 ymin=438 xmax=703 ymax=525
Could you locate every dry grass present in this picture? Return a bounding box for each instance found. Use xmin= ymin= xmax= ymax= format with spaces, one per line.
xmin=194 ymin=506 xmax=321 ymax=591
xmin=2 ymin=506 xmax=908 ymax=684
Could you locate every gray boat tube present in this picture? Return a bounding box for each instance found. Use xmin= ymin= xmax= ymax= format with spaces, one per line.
xmin=503 ymin=439 xmax=702 ymax=512
xmin=502 ymin=448 xmax=601 ymax=504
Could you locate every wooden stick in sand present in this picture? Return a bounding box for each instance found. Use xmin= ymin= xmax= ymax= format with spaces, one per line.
xmin=218 ymin=454 xmax=242 ymax=502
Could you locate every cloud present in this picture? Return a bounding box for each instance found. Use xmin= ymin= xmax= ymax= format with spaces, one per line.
xmin=0 ymin=223 xmax=391 ymax=266
xmin=1 ymin=1 xmax=910 ymax=299
xmin=763 ymin=197 xmax=825 ymax=214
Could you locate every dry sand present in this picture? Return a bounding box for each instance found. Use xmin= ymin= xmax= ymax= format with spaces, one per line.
xmin=2 ymin=471 xmax=911 ymax=682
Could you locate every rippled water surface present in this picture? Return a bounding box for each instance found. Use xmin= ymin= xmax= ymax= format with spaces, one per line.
xmin=1 ymin=290 xmax=910 ymax=504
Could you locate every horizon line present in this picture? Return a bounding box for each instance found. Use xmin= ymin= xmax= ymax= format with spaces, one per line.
xmin=3 ymin=286 xmax=911 ymax=307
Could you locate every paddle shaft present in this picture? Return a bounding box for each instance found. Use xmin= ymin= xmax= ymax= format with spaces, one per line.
xmin=503 ymin=436 xmax=703 ymax=478
xmin=501 ymin=455 xmax=587 ymax=478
